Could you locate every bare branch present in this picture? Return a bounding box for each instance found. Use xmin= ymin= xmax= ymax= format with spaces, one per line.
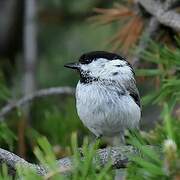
xmin=137 ymin=0 xmax=180 ymax=31
xmin=0 ymin=146 xmax=141 ymax=176
xmin=0 ymin=87 xmax=75 ymax=119
xmin=0 ymin=147 xmax=46 ymax=175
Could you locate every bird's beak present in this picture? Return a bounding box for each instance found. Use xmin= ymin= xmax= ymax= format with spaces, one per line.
xmin=64 ymin=63 xmax=80 ymax=70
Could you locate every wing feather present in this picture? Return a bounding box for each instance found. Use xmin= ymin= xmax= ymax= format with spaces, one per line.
xmin=125 ymin=78 xmax=141 ymax=108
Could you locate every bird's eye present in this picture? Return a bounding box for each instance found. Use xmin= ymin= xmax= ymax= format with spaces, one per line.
xmin=115 ymin=64 xmax=123 ymax=67
xmin=112 ymin=72 xmax=119 ymax=76
xmin=80 ymin=59 xmax=90 ymax=64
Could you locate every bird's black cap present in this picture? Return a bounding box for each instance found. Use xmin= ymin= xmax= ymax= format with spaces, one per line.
xmin=79 ymin=51 xmax=125 ymax=64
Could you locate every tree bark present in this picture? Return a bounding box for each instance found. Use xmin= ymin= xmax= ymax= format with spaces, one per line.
xmin=0 ymin=146 xmax=143 ymax=176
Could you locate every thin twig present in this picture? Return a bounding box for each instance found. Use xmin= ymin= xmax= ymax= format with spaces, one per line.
xmin=0 ymin=87 xmax=75 ymax=119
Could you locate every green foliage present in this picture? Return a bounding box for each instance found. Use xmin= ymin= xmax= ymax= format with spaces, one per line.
xmin=0 ymin=83 xmax=11 ymax=102
xmin=0 ymin=135 xmax=113 ymax=179
xmin=70 ymin=133 xmax=113 ymax=180
xmin=127 ymin=112 xmax=180 ymax=179
xmin=0 ymin=123 xmax=17 ymax=151
xmin=0 ymin=164 xmax=13 ymax=180
xmin=0 ymin=0 xmax=179 ymax=178
xmin=126 ymin=39 xmax=180 ymax=179
xmin=137 ymin=40 xmax=180 ymax=107
xmin=31 ymin=97 xmax=87 ymax=147
xmin=146 ymin=112 xmax=180 ymax=149
xmin=127 ymin=107 xmax=180 ymax=179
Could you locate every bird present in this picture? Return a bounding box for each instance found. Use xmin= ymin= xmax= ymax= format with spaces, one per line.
xmin=64 ymin=51 xmax=141 ymax=143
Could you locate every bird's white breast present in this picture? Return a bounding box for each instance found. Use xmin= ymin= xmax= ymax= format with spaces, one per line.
xmin=76 ymin=81 xmax=141 ymax=137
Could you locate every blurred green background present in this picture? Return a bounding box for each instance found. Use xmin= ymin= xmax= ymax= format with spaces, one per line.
xmin=0 ymin=0 xmax=179 ymax=166
xmin=0 ymin=0 xmax=119 ymax=160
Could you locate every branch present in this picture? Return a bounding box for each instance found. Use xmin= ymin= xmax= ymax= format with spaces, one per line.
xmin=137 ymin=0 xmax=180 ymax=31
xmin=0 ymin=87 xmax=75 ymax=119
xmin=132 ymin=0 xmax=178 ymax=67
xmin=0 ymin=148 xmax=46 ymax=175
xmin=0 ymin=146 xmax=141 ymax=176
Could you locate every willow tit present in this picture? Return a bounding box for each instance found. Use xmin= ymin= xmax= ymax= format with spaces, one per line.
xmin=65 ymin=51 xmax=141 ymax=143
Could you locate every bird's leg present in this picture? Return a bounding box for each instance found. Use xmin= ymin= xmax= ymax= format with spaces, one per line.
xmin=119 ymin=129 xmax=126 ymax=145
xmin=115 ymin=130 xmax=126 ymax=180
xmin=113 ymin=130 xmax=125 ymax=145
xmin=119 ymin=133 xmax=125 ymax=145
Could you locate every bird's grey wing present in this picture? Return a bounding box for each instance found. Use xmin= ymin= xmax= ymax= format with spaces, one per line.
xmin=125 ymin=78 xmax=141 ymax=108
